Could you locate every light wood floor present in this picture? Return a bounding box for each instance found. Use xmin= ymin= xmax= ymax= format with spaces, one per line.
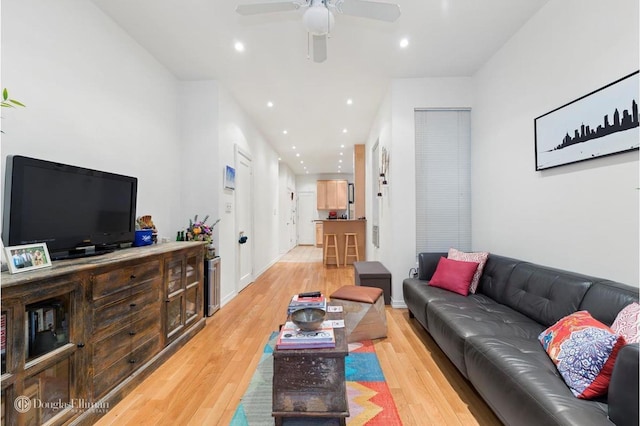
xmin=95 ymin=248 xmax=501 ymax=426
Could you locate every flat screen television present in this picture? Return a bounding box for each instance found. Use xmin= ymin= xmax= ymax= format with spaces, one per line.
xmin=3 ymin=155 xmax=138 ymax=260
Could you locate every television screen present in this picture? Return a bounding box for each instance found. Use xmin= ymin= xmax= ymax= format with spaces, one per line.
xmin=3 ymin=155 xmax=137 ymax=259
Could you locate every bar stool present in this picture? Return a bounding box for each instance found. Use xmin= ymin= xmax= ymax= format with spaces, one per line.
xmin=324 ymin=233 xmax=340 ymax=267
xmin=344 ymin=233 xmax=360 ymax=265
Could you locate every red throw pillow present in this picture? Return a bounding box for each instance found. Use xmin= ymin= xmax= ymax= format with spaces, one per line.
xmin=429 ymin=256 xmax=479 ymax=296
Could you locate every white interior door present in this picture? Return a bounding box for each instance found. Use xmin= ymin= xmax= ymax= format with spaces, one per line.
xmin=297 ymin=191 xmax=315 ymax=245
xmin=288 ymin=191 xmax=297 ymax=249
xmin=236 ymin=148 xmax=253 ymax=291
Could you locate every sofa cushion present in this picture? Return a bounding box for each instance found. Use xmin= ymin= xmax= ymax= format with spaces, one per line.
xmin=538 ymin=311 xmax=625 ymax=399
xmin=426 ymin=294 xmax=545 ymax=377
xmin=475 ymin=254 xmax=521 ymax=302
xmin=611 ymin=302 xmax=640 ymax=344
xmin=580 ymin=280 xmax=640 ymax=326
xmin=465 ymin=336 xmax=610 ymax=426
xmin=417 ymin=252 xmax=447 ymax=281
xmin=402 ymin=278 xmax=463 ymax=331
xmin=429 ymin=256 xmax=479 ymax=296
xmin=448 ymin=248 xmax=489 ymax=293
xmin=500 ymin=263 xmax=592 ymax=326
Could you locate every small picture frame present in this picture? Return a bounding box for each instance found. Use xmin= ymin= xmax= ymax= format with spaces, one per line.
xmin=4 ymin=243 xmax=52 ymax=274
xmin=224 ymin=165 xmax=236 ymax=190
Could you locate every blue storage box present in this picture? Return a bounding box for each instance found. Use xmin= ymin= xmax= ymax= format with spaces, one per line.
xmin=134 ymin=229 xmax=154 ymax=246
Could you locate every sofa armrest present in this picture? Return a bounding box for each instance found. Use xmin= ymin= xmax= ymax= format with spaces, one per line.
xmin=417 ymin=252 xmax=447 ymax=281
xmin=608 ymin=343 xmax=639 ymax=426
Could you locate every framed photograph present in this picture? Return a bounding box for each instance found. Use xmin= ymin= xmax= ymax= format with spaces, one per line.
xmin=534 ymin=71 xmax=639 ymax=170
xmin=224 ymin=165 xmax=236 ymax=190
xmin=4 ymin=243 xmax=52 ymax=274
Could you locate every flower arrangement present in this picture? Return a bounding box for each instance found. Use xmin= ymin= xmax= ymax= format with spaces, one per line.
xmin=186 ymin=214 xmax=220 ymax=243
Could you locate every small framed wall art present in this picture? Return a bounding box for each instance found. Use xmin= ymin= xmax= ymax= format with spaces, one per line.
xmin=4 ymin=242 xmax=52 ymax=274
xmin=224 ymin=165 xmax=236 ymax=190
xmin=534 ymin=71 xmax=639 ymax=171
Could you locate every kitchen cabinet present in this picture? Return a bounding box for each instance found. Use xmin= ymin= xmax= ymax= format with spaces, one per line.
xmin=317 ymin=180 xmax=348 ymax=210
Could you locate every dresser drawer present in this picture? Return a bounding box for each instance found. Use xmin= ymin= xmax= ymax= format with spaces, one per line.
xmin=93 ymin=280 xmax=159 ymax=334
xmin=92 ymin=310 xmax=161 ymax=369
xmin=92 ymin=334 xmax=161 ymax=399
xmin=92 ymin=260 xmax=161 ymax=300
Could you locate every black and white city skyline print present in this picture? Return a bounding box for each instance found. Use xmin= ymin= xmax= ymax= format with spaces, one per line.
xmin=535 ymin=71 xmax=639 ymax=170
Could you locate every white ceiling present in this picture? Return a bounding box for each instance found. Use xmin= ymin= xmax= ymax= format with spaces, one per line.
xmin=89 ymin=0 xmax=549 ymax=175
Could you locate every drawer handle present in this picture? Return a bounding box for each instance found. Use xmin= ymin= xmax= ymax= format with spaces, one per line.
xmin=130 ymin=303 xmax=137 ymax=308
xmin=129 ymin=331 xmax=136 ymax=336
xmin=130 ymin=274 xmax=137 ymax=279
xmin=77 ymin=343 xmax=85 ymax=348
xmin=129 ymin=359 xmax=136 ymax=364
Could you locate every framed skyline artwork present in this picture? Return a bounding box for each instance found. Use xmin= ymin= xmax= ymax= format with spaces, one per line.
xmin=534 ymin=71 xmax=639 ymax=171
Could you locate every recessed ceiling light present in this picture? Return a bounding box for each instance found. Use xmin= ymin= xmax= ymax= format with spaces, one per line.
xmin=340 ymin=144 xmax=345 ymax=148
xmin=296 ymin=153 xmax=300 ymax=157
xmin=234 ymin=41 xmax=245 ymax=52
xmin=399 ymin=38 xmax=409 ymax=49
xmin=339 ymin=152 xmax=343 ymax=156
xmin=283 ymin=130 xmax=288 ymax=135
xmin=306 ymin=171 xmax=309 ymax=174
xmin=300 ymin=160 xmax=304 ymax=164
xmin=304 ymin=166 xmax=307 ymax=170
xmin=338 ymin=165 xmax=342 ymax=169
xmin=267 ymin=101 xmax=274 ymax=108
xmin=342 ymin=128 xmax=348 ymax=133
xmin=278 ymin=157 xmax=281 ymax=161
xmin=292 ymin=145 xmax=296 ymax=149
xmin=346 ymin=98 xmax=353 ymax=105
xmin=339 ymin=159 xmax=343 ymax=163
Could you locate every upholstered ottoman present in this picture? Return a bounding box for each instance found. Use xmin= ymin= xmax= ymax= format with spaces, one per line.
xmin=329 ymin=286 xmax=387 ymax=343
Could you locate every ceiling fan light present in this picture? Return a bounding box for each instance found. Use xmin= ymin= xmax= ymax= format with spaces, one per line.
xmin=303 ymin=6 xmax=335 ymax=35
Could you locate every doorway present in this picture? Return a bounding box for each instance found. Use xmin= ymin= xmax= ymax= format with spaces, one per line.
xmin=236 ymin=147 xmax=254 ymax=291
xmin=297 ymin=191 xmax=316 ymax=245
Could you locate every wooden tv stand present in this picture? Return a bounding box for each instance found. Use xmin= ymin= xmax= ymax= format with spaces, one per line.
xmin=0 ymin=242 xmax=207 ymax=425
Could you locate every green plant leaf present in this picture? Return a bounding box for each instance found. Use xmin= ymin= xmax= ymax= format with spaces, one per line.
xmin=9 ymin=99 xmax=25 ymax=107
xmin=2 ymin=88 xmax=8 ymax=101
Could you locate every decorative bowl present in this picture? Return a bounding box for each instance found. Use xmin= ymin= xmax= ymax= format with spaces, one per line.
xmin=291 ymin=308 xmax=326 ymax=331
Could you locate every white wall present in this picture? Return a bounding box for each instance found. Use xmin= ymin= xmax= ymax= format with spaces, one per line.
xmin=217 ymin=87 xmax=282 ymax=305
xmin=472 ymin=0 xmax=639 ymax=286
xmin=177 ymin=81 xmax=220 ymax=247
xmin=1 ymin=0 xmax=182 ymax=241
xmin=366 ymin=78 xmax=473 ymax=307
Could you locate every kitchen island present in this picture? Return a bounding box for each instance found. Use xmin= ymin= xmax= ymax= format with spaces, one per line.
xmin=322 ymin=219 xmax=366 ymax=266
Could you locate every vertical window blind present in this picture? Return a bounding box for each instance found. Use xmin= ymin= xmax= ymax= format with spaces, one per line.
xmin=415 ymin=109 xmax=471 ymax=255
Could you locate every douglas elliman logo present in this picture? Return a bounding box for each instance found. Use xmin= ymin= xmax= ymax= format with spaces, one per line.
xmin=14 ymin=396 xmax=109 ymax=414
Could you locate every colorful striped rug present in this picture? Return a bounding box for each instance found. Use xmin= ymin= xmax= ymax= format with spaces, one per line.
xmin=231 ymin=333 xmax=402 ymax=426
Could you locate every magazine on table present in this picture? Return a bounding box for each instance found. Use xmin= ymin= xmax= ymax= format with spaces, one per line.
xmin=276 ymin=321 xmax=336 ymax=349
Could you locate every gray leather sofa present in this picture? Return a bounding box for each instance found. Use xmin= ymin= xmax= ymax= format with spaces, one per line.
xmin=403 ymin=252 xmax=639 ymax=426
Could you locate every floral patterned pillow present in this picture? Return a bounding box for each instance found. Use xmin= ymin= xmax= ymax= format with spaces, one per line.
xmin=538 ymin=311 xmax=626 ymax=399
xmin=611 ymin=302 xmax=640 ymax=344
xmin=448 ymin=248 xmax=489 ymax=293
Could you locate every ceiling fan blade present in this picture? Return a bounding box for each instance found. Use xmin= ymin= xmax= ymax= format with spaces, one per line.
xmin=337 ymin=0 xmax=401 ymax=22
xmin=312 ymin=34 xmax=327 ymax=63
xmin=236 ymin=1 xmax=301 ymax=16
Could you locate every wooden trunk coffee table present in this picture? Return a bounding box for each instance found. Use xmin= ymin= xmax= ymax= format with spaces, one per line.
xmin=272 ymin=310 xmax=349 ymax=425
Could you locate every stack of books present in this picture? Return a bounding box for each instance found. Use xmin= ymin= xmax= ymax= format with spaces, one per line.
xmin=276 ymin=321 xmax=336 ymax=350
xmin=287 ymin=292 xmax=327 ymax=314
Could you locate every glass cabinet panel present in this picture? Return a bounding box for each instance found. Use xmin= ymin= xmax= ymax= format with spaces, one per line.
xmin=166 ymin=296 xmax=183 ymax=337
xmin=25 ymin=296 xmax=70 ymax=361
xmin=166 ymin=260 xmax=183 ymax=294
xmin=185 ymin=286 xmax=198 ymax=323
xmin=185 ymin=256 xmax=198 ymax=286
xmin=23 ymin=358 xmax=70 ymax=424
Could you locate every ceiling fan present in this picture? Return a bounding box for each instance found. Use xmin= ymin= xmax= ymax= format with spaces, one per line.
xmin=235 ymin=0 xmax=401 ymax=63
